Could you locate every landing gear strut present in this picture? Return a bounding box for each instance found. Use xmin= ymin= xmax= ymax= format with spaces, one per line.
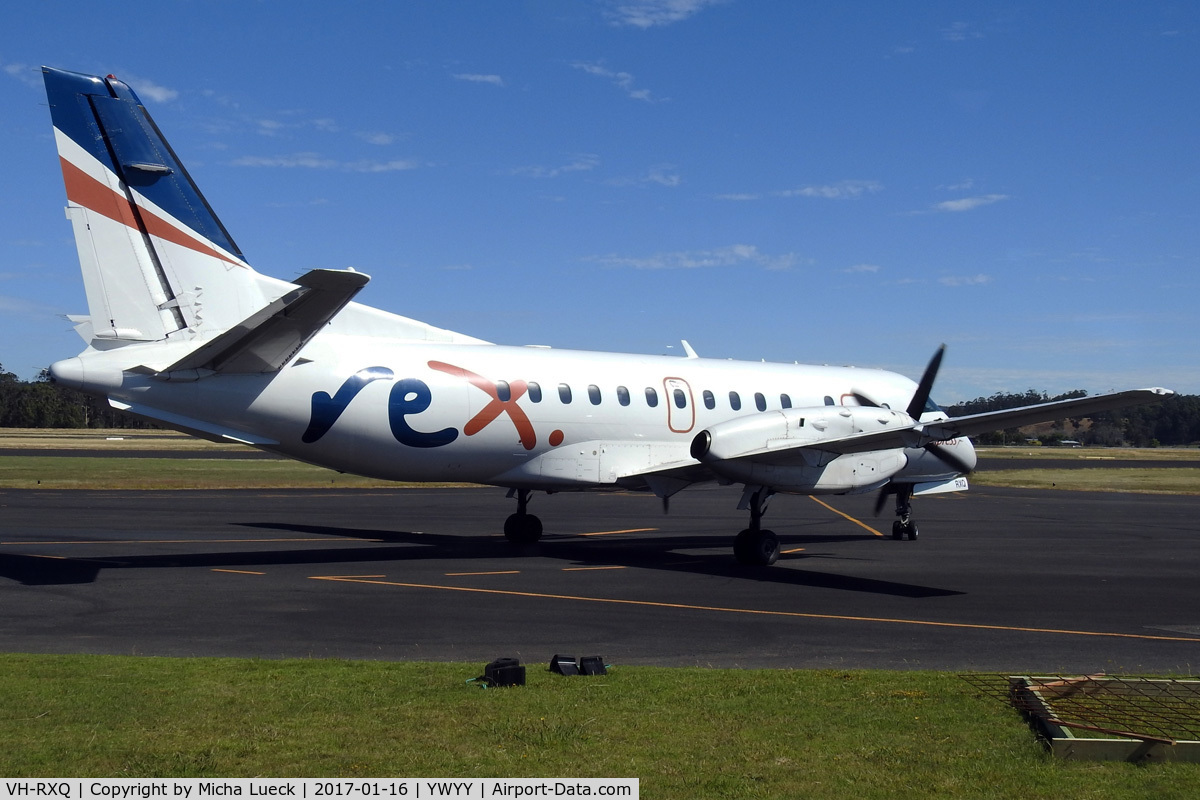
xmin=734 ymin=487 xmax=779 ymax=566
xmin=503 ymin=489 xmax=543 ymax=544
xmin=891 ymin=486 xmax=918 ymax=541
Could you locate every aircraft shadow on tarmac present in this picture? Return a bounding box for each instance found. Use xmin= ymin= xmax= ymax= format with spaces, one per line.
xmin=0 ymin=520 xmax=961 ymax=599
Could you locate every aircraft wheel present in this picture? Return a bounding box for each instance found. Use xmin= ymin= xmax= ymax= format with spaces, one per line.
xmin=906 ymin=523 xmax=919 ymax=541
xmin=735 ymin=528 xmax=779 ymax=566
xmin=503 ymin=512 xmax=543 ymax=544
xmin=892 ymin=521 xmax=905 ymax=540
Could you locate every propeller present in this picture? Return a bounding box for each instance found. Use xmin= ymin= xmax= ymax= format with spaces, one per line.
xmin=905 ymin=344 xmax=945 ymax=419
xmin=873 ymin=344 xmax=973 ymax=516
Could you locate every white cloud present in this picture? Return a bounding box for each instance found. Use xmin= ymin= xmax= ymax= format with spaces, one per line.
xmin=939 ymin=274 xmax=992 ymax=286
xmin=231 ymin=153 xmax=421 ymax=172
xmin=934 ymin=194 xmax=1008 ymax=212
xmin=453 ymin=73 xmax=505 ymax=87
xmin=605 ymin=0 xmax=725 ymax=28
xmin=589 ymin=244 xmax=799 ymax=271
xmin=842 ymin=264 xmax=881 ymax=274
xmin=777 ymin=180 xmax=883 ymax=199
xmin=125 ymin=75 xmax=179 ymax=103
xmin=509 ymin=154 xmax=600 ymax=179
xmin=572 ymin=61 xmax=657 ymax=102
xmin=4 ymin=62 xmax=41 ymax=88
xmin=607 ymin=165 xmax=682 ymax=187
xmin=358 ymin=131 xmax=396 ymax=146
xmin=943 ymin=21 xmax=983 ymax=42
xmin=346 ymin=159 xmax=422 ymax=173
xmin=713 ymin=193 xmax=760 ymax=201
xmin=939 ymin=178 xmax=975 ymax=191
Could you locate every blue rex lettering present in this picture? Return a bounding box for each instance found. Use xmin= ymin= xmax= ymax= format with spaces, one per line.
xmin=304 ymin=368 xmax=460 ymax=448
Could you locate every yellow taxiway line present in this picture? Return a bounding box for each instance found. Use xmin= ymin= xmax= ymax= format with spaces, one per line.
xmin=808 ymin=496 xmax=884 ymax=536
xmin=307 ymin=575 xmax=1200 ymax=644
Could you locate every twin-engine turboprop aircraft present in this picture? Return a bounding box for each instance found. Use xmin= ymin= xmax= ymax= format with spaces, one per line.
xmin=40 ymin=67 xmax=1172 ymax=565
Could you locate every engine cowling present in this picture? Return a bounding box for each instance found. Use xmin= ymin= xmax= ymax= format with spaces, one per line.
xmin=690 ymin=407 xmax=910 ymax=494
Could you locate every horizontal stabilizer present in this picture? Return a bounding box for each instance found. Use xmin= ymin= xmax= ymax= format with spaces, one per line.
xmin=108 ymin=399 xmax=278 ymax=446
xmin=164 ymin=269 xmax=370 ymax=375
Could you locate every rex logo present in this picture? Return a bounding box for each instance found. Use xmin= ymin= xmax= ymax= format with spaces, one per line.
xmin=302 ymin=361 xmax=549 ymax=450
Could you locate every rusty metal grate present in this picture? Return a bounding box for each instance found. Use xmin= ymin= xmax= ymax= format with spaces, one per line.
xmin=960 ymin=673 xmax=1200 ymax=743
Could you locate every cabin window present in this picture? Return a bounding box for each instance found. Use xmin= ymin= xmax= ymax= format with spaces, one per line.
xmin=616 ymin=386 xmax=631 ymax=406
xmin=824 ymin=395 xmax=835 ymax=406
xmin=527 ymin=382 xmax=542 ymax=403
xmin=780 ymin=393 xmax=792 ymax=409
xmin=588 ymin=384 xmax=602 ymax=405
xmin=703 ymin=390 xmax=715 ymax=410
xmin=729 ymin=391 xmax=742 ymax=411
xmin=645 ymin=387 xmax=659 ymax=408
xmin=495 ymin=380 xmax=511 ymax=403
xmin=754 ymin=392 xmax=766 ymax=411
xmin=559 ymin=383 xmax=573 ymax=404
xmin=673 ymin=388 xmax=687 ymax=409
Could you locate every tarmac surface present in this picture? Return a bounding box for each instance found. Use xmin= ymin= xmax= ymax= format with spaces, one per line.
xmin=2 ymin=483 xmax=1197 ymax=672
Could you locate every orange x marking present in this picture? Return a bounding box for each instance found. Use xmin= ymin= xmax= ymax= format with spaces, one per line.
xmin=428 ymin=361 xmax=538 ymax=450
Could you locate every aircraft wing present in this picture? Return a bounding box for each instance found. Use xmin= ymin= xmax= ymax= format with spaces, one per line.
xmin=916 ymin=387 xmax=1174 ymax=444
xmin=688 ymin=387 xmax=1174 ymax=469
xmin=164 ymin=268 xmax=369 ymax=375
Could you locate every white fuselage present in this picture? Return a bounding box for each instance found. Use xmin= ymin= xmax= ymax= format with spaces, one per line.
xmin=66 ymin=335 xmax=968 ymax=493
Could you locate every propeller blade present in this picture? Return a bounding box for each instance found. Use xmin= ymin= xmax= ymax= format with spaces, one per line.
xmin=873 ymin=485 xmax=892 ymax=516
xmin=906 ymin=345 xmax=946 ymax=419
xmin=851 ymin=391 xmax=882 ymax=408
xmin=925 ymin=442 xmax=975 ymax=475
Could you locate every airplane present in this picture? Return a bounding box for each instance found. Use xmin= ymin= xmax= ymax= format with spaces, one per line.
xmin=39 ymin=66 xmax=1173 ymax=566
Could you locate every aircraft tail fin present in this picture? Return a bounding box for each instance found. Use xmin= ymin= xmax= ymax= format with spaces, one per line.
xmin=43 ymin=66 xmax=270 ymax=345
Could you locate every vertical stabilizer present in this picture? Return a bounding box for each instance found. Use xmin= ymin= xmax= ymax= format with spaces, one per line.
xmin=43 ymin=67 xmax=269 ymax=344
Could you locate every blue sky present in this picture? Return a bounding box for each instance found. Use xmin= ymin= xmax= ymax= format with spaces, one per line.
xmin=2 ymin=1 xmax=1197 ymax=402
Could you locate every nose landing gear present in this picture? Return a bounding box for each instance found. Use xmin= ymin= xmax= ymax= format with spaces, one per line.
xmin=733 ymin=486 xmax=780 ymax=566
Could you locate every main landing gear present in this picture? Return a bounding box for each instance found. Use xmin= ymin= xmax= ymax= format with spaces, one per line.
xmin=733 ymin=487 xmax=780 ymax=566
xmin=503 ymin=489 xmax=543 ymax=544
xmin=891 ymin=486 xmax=919 ymax=541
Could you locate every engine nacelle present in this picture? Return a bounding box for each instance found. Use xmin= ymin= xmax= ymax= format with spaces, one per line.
xmin=690 ymin=406 xmax=910 ymax=494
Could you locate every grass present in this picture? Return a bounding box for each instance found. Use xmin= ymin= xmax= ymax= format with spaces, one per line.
xmin=0 ymin=428 xmax=242 ymax=451
xmin=977 ymin=447 xmax=1200 ymax=462
xmin=1 ymin=655 xmax=1197 ymax=797
xmin=1 ymin=431 xmax=1199 ymax=493
xmin=0 ymin=455 xmax=415 ymax=490
xmin=970 ymin=468 xmax=1200 ymax=495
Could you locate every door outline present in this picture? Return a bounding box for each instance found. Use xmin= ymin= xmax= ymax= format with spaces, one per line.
xmin=663 ymin=376 xmax=695 ymax=433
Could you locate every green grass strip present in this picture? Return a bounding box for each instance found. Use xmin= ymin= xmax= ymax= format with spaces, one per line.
xmin=1 ymin=655 xmax=1197 ymax=797
xmin=971 ymin=468 xmax=1200 ymax=495
xmin=0 ymin=456 xmax=467 ymax=490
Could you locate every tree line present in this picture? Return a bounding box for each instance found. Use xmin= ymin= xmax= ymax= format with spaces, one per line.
xmin=2 ymin=363 xmax=1197 ymax=446
xmin=0 ymin=365 xmax=153 ymax=429
xmin=944 ymin=390 xmax=1200 ymax=447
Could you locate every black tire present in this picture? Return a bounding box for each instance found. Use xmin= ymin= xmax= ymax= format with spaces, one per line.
xmin=892 ymin=521 xmax=905 ymax=540
xmin=503 ymin=512 xmax=543 ymax=544
xmin=735 ymin=528 xmax=779 ymax=566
